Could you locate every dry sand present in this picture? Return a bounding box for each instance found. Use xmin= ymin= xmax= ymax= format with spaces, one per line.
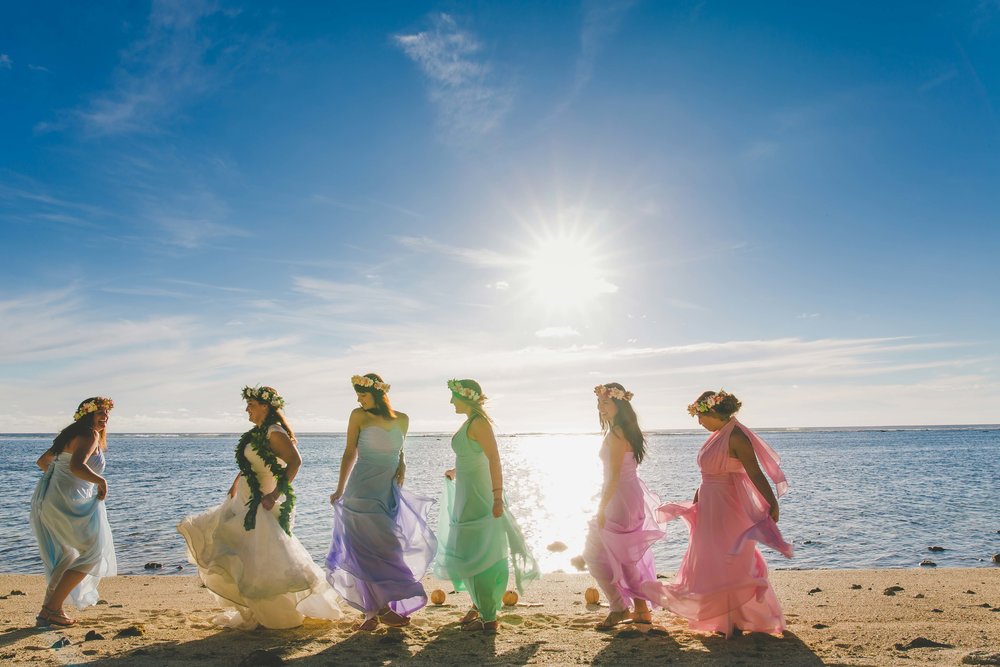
xmin=1 ymin=568 xmax=998 ymax=666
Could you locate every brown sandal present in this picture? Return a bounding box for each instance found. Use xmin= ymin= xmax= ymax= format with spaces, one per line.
xmin=595 ymin=610 xmax=629 ymax=631
xmin=40 ymin=607 xmax=76 ymax=627
xmin=458 ymin=607 xmax=480 ymax=625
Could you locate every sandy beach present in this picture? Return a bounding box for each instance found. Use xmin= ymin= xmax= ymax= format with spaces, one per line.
xmin=1 ymin=568 xmax=997 ymax=666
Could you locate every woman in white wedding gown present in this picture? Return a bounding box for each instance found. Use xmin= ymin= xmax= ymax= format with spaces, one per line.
xmin=178 ymin=385 xmax=341 ymax=629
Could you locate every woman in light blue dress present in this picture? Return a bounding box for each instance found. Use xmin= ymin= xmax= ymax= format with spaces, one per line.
xmin=30 ymin=397 xmax=117 ymax=627
xmin=326 ymin=373 xmax=437 ymax=631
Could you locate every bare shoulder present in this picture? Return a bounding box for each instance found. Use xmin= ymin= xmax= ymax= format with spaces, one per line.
xmin=468 ymin=416 xmax=494 ymax=439
xmin=728 ymin=425 xmax=752 ymax=457
xmin=396 ymin=412 xmax=410 ymax=432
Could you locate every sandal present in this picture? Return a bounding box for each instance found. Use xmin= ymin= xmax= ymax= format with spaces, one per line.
xmin=354 ymin=616 xmax=379 ymax=632
xmin=41 ymin=607 xmax=76 ymax=627
xmin=461 ymin=618 xmax=485 ymax=632
xmin=483 ymin=620 xmax=499 ymax=635
xmin=458 ymin=607 xmax=480 ymax=625
xmin=595 ymin=610 xmax=630 ymax=631
xmin=630 ymin=610 xmax=653 ymax=624
xmin=35 ymin=609 xmax=50 ymax=627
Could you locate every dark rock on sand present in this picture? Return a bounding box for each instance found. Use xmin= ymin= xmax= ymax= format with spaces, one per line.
xmin=807 ymin=587 xmax=822 ymax=595
xmin=884 ymin=586 xmax=904 ymax=596
xmin=914 ymin=593 xmax=925 ymax=598
xmin=51 ymin=637 xmax=71 ymax=649
xmin=966 ymin=590 xmax=977 ymax=594
xmin=238 ymin=648 xmax=286 ymax=666
xmin=962 ymin=650 xmax=1000 ymax=665
xmin=920 ymin=560 xmax=937 ymax=567
xmin=9 ymin=590 xmax=25 ymax=596
xmin=96 ymin=599 xmax=108 ymax=605
xmin=931 ymin=608 xmax=943 ymax=613
xmin=84 ymin=630 xmax=105 ymax=641
xmin=812 ymin=623 xmax=829 ymax=629
xmin=895 ymin=637 xmax=954 ymax=650
xmin=143 ymin=562 xmax=162 ymax=570
xmin=850 ymin=584 xmax=862 ymax=590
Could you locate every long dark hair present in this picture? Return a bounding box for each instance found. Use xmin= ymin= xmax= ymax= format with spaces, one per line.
xmin=353 ymin=372 xmax=396 ymax=419
xmin=50 ymin=398 xmax=107 ymax=455
xmin=598 ymin=383 xmax=646 ymax=464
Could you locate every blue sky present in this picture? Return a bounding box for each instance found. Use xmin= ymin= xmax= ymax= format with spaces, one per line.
xmin=1 ymin=1 xmax=998 ymax=432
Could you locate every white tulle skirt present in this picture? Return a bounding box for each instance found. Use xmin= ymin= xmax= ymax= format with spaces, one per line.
xmin=177 ymin=478 xmax=341 ymax=629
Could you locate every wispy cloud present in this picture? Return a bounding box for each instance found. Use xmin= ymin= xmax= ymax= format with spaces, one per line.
xmin=292 ymin=277 xmax=422 ymax=314
xmin=28 ymin=63 xmax=51 ymax=73
xmin=393 ymin=13 xmax=513 ymax=142
xmin=0 ymin=181 xmax=108 ymax=228
xmin=0 ymin=54 xmax=11 ymax=69
xmin=395 ymin=235 xmax=517 ymax=267
xmin=536 ymin=326 xmax=581 ymax=338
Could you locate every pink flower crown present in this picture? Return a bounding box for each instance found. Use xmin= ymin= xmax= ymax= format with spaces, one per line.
xmin=687 ymin=390 xmax=729 ymax=416
xmin=351 ymin=374 xmax=390 ymax=393
xmin=594 ymin=385 xmax=634 ymax=401
xmin=74 ymin=397 xmax=114 ymax=422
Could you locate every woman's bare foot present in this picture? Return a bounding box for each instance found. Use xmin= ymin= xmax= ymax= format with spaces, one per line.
xmin=458 ymin=607 xmax=480 ymax=625
xmin=483 ymin=620 xmax=499 ymax=635
xmin=595 ymin=610 xmax=630 ymax=631
xmin=354 ymin=616 xmax=379 ymax=632
xmin=378 ymin=608 xmax=410 ymax=627
xmin=630 ymin=609 xmax=653 ymax=624
xmin=40 ymin=607 xmax=76 ymax=627
xmin=461 ymin=618 xmax=484 ymax=632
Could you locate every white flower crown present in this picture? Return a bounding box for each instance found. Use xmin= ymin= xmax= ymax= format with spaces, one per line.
xmin=448 ymin=379 xmax=483 ymax=403
xmin=242 ymin=385 xmax=286 ymax=410
xmin=351 ymin=374 xmax=390 ymax=393
xmin=74 ymin=397 xmax=114 ymax=422
xmin=687 ymin=390 xmax=729 ymax=416
xmin=594 ymin=385 xmax=634 ymax=401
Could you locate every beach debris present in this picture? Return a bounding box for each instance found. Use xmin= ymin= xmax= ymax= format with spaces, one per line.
xmin=812 ymin=623 xmax=829 ymax=629
xmin=51 ymin=637 xmax=71 ymax=649
xmin=807 ymin=587 xmax=822 ymax=595
xmin=928 ymin=546 xmax=946 ymax=552
xmin=429 ymin=589 xmax=446 ymax=605
xmin=895 ymin=637 xmax=954 ymax=651
xmin=966 ymin=590 xmax=977 ymax=594
xmin=962 ymin=651 xmax=1000 ymax=665
xmin=502 ymin=590 xmax=519 ymax=606
xmin=884 ymin=586 xmax=905 ymax=596
xmin=114 ymin=624 xmax=147 ymax=639
xmin=992 ymin=554 xmax=1000 ymax=564
xmin=920 ymin=559 xmax=937 ymax=567
xmin=143 ymin=562 xmax=162 ymax=570
xmin=570 ymin=555 xmax=587 ymax=571
xmin=914 ymin=593 xmax=925 ymax=598
xmin=584 ymin=587 xmax=601 ymax=604
xmin=238 ymin=649 xmax=285 ymax=666
xmin=655 ymin=572 xmax=669 ymax=579
xmin=84 ymin=630 xmax=105 ymax=641
xmin=850 ymin=584 xmax=862 ymax=589
xmin=980 ymin=603 xmax=993 ymax=608
xmin=110 ymin=604 xmax=124 ymax=608
xmin=9 ymin=590 xmax=25 ymax=596
xmin=547 ymin=541 xmax=568 ymax=552
xmin=96 ymin=599 xmax=108 ymax=605
xmin=931 ymin=608 xmax=943 ymax=613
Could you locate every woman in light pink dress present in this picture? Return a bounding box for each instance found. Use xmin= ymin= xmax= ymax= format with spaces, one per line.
xmin=584 ymin=383 xmax=666 ymax=631
xmin=643 ymin=390 xmax=792 ymax=637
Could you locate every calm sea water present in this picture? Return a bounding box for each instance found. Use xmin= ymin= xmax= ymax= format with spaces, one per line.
xmin=2 ymin=427 xmax=998 ymax=576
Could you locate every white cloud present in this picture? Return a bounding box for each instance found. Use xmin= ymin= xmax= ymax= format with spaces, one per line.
xmin=0 ymin=54 xmax=12 ymax=69
xmin=536 ymin=327 xmax=581 ymax=338
xmin=394 ymin=13 xmax=513 ymax=141
xmin=395 ymin=235 xmax=516 ymax=267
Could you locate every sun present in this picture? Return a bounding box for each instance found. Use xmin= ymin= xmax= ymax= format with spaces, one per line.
xmin=523 ymin=230 xmax=617 ymax=310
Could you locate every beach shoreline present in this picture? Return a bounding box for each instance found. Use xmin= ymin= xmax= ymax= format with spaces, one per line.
xmin=1 ymin=568 xmax=997 ymax=665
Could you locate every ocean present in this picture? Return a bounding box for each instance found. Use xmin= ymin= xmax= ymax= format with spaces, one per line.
xmin=2 ymin=427 xmax=998 ymax=576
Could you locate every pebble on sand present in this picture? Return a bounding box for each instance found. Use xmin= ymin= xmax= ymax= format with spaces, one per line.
xmin=884 ymin=586 xmax=905 ymax=596
xmin=895 ymin=637 xmax=954 ymax=650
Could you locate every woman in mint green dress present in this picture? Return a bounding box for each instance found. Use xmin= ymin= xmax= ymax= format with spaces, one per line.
xmin=433 ymin=379 xmax=539 ymax=634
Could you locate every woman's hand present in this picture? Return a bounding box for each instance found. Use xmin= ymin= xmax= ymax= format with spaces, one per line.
xmin=492 ymin=498 xmax=503 ymax=518
xmin=96 ymin=478 xmax=108 ymax=501
xmin=261 ymin=490 xmax=279 ymax=511
xmin=330 ymin=489 xmax=343 ymax=505
xmin=444 ymin=468 xmax=456 ymax=481
xmin=769 ymin=503 xmax=779 ymax=523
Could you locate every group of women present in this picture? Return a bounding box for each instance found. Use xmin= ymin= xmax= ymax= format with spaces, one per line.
xmin=29 ymin=375 xmax=791 ymax=639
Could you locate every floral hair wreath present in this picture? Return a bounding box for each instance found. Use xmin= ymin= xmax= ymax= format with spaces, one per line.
xmin=448 ymin=379 xmax=483 ymax=403
xmin=351 ymin=374 xmax=390 ymax=393
xmin=242 ymin=385 xmax=286 ymax=410
xmin=74 ymin=397 xmax=114 ymax=422
xmin=687 ymin=390 xmax=729 ymax=416
xmin=594 ymin=385 xmax=634 ymax=401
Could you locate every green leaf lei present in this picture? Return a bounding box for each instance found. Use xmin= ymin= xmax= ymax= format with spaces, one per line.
xmin=235 ymin=419 xmax=295 ymax=536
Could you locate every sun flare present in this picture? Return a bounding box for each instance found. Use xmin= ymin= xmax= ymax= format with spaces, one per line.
xmin=523 ymin=231 xmax=617 ymax=310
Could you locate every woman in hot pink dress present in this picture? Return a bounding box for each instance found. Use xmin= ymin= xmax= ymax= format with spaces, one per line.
xmin=584 ymin=383 xmax=666 ymax=631
xmin=643 ymin=390 xmax=792 ymax=637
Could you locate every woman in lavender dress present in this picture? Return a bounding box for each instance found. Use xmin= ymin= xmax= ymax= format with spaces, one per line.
xmin=584 ymin=383 xmax=666 ymax=630
xmin=326 ymin=373 xmax=437 ymax=631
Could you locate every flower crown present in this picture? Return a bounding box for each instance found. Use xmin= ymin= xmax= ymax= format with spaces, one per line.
xmin=594 ymin=385 xmax=634 ymax=401
xmin=74 ymin=397 xmax=114 ymax=422
xmin=448 ymin=379 xmax=484 ymax=403
xmin=687 ymin=390 xmax=729 ymax=416
xmin=351 ymin=374 xmax=390 ymax=393
xmin=242 ymin=385 xmax=286 ymax=410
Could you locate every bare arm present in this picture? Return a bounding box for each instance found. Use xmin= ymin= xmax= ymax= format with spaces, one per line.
xmin=36 ymin=450 xmax=56 ymax=472
xmin=470 ymin=418 xmax=504 ymax=518
xmin=331 ymin=409 xmax=362 ymax=504
xmin=597 ymin=430 xmax=628 ymax=528
xmin=730 ymin=426 xmax=779 ymax=522
xmin=260 ymin=426 xmax=301 ymax=511
xmin=69 ymin=435 xmax=108 ymax=500
xmin=228 ymin=473 xmax=241 ymax=498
